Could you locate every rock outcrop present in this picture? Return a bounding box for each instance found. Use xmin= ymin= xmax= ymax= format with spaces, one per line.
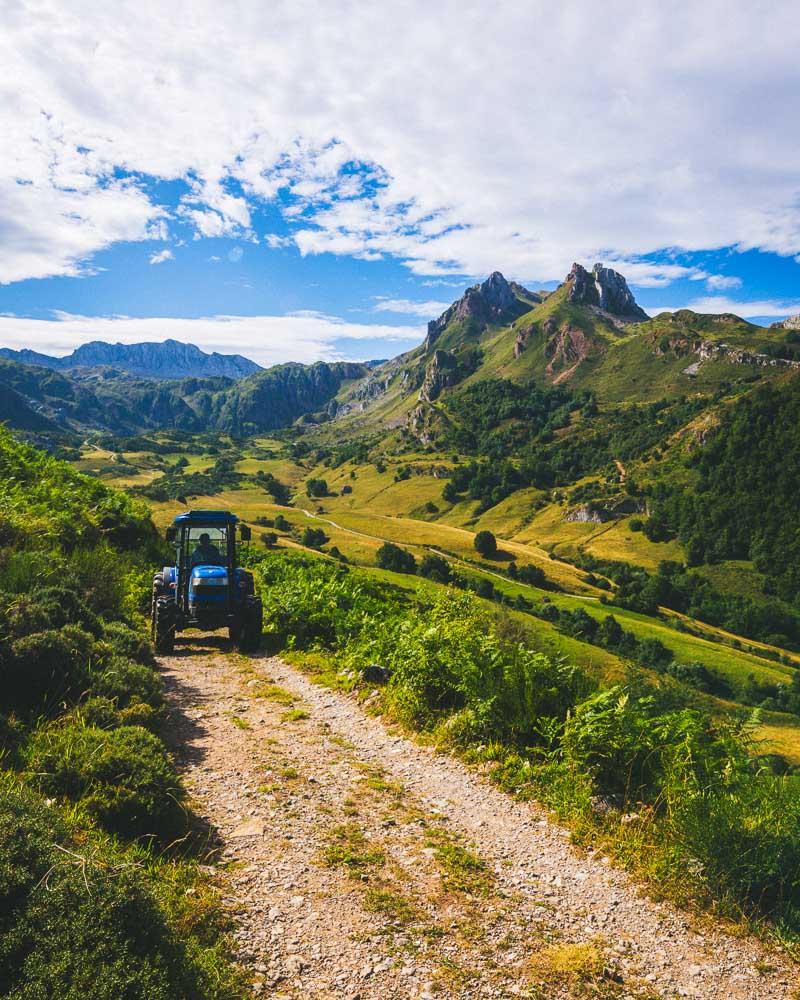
xmin=565 ymin=263 xmax=649 ymax=322
xmin=564 ymin=497 xmax=644 ymax=523
xmin=418 ymin=350 xmax=461 ymax=402
xmin=544 ymin=319 xmax=596 ymax=381
xmin=693 ymin=340 xmax=800 ymax=370
xmin=424 ymin=272 xmax=520 ymax=350
xmin=770 ymin=314 xmax=800 ymax=331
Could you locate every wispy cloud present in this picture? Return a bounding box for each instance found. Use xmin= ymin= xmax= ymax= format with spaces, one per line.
xmin=149 ymin=248 xmax=174 ymax=265
xmin=705 ymin=274 xmax=743 ymax=291
xmin=373 ymin=298 xmax=450 ymax=319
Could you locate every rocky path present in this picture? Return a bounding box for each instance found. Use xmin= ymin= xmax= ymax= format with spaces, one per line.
xmin=161 ymin=639 xmax=797 ymax=999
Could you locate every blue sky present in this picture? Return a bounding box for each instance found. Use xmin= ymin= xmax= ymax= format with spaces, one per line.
xmin=2 ymin=3 xmax=800 ymax=366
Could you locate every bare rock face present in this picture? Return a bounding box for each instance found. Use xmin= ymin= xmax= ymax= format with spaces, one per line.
xmin=425 ymin=272 xmax=519 ymax=349
xmin=418 ymin=350 xmax=461 ymax=402
xmin=771 ymin=314 xmax=800 ymax=331
xmin=565 ymin=263 xmax=649 ymax=322
xmin=564 ymin=497 xmax=644 ymax=523
xmin=514 ymin=326 xmax=532 ymax=358
xmin=544 ymin=319 xmax=596 ymax=381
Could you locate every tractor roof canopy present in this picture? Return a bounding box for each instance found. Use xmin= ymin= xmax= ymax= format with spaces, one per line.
xmin=172 ymin=510 xmax=239 ymax=526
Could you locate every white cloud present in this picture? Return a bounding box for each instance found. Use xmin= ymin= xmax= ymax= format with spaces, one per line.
xmin=2 ymin=3 xmax=800 ymax=285
xmin=705 ymin=274 xmax=743 ymax=291
xmin=647 ymin=296 xmax=800 ymax=319
xmin=227 ymin=246 xmax=244 ymax=263
xmin=0 ymin=312 xmax=424 ymax=366
xmin=149 ymin=248 xmax=174 ymax=264
xmin=373 ymin=298 xmax=450 ymax=318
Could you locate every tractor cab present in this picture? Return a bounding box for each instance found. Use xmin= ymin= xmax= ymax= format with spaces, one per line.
xmin=151 ymin=510 xmax=262 ymax=654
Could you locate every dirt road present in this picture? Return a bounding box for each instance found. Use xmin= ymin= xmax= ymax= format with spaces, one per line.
xmin=161 ymin=638 xmax=796 ymax=999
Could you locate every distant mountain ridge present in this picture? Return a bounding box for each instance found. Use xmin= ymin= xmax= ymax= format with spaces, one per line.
xmin=0 ymin=338 xmax=262 ymax=380
xmin=0 ymin=356 xmax=369 ymax=437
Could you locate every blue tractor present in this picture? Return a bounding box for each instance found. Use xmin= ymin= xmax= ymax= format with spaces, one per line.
xmin=151 ymin=510 xmax=262 ymax=653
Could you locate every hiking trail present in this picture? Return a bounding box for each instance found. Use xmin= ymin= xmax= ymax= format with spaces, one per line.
xmin=161 ymin=637 xmax=796 ymax=999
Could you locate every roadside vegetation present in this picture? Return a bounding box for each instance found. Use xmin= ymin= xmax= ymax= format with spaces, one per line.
xmin=0 ymin=427 xmax=245 ymax=998
xmin=253 ymin=548 xmax=800 ymax=944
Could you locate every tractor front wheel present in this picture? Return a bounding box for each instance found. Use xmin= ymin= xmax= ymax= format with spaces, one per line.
xmin=235 ymin=597 xmax=263 ymax=653
xmin=152 ymin=597 xmax=176 ymax=654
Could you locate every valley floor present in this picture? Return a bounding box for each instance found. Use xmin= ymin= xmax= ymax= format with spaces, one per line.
xmin=161 ymin=636 xmax=797 ymax=999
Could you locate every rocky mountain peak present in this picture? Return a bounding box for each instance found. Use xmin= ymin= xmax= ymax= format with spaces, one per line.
xmin=565 ymin=262 xmax=648 ymax=322
xmin=424 ymin=271 xmax=523 ymax=350
xmin=770 ymin=314 xmax=800 ymax=331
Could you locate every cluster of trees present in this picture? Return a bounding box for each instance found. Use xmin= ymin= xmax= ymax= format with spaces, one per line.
xmin=440 ymin=385 xmax=711 ymax=511
xmin=375 ymin=542 xmax=452 ymax=583
xmin=648 ymin=380 xmax=800 ymax=603
xmin=306 ymin=477 xmax=328 ymax=498
xmin=255 ymin=469 xmax=291 ymax=503
xmin=443 ymin=379 xmax=580 ymax=457
xmin=580 ymin=555 xmax=800 ymax=651
xmin=136 ymin=454 xmax=243 ymax=502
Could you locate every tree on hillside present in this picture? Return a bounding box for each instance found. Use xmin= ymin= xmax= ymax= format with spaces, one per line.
xmin=301 ymin=526 xmax=328 ymax=549
xmin=306 ymin=478 xmax=328 ymax=498
xmin=376 ymin=542 xmax=417 ymax=574
xmin=474 ymin=530 xmax=497 ymax=558
xmin=419 ymin=554 xmax=452 ymax=583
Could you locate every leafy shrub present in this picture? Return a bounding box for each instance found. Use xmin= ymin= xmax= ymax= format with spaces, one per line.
xmin=376 ymin=542 xmax=417 ymax=574
xmin=301 ymin=526 xmax=329 ymax=549
xmin=5 ymin=626 xmax=95 ymax=716
xmin=91 ymin=658 xmax=164 ymax=711
xmin=3 ymin=585 xmax=101 ymax=641
xmin=26 ymin=723 xmax=186 ymax=842
xmin=0 ymin=781 xmax=226 ymax=1000
xmin=419 ymin=554 xmax=451 ymax=583
xmin=474 ymin=530 xmax=497 ymax=558
xmin=102 ymin=621 xmax=156 ymax=666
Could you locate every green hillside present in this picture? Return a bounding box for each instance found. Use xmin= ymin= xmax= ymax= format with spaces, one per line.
xmin=0 ymin=427 xmax=245 ymax=998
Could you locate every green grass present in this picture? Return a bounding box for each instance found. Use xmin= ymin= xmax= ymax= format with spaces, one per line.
xmin=280 ymin=707 xmax=309 ymax=722
xmin=424 ymin=829 xmax=493 ymax=895
xmin=322 ymin=823 xmax=386 ymax=872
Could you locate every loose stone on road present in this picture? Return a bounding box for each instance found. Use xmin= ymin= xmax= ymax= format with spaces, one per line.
xmin=161 ymin=637 xmax=797 ymax=999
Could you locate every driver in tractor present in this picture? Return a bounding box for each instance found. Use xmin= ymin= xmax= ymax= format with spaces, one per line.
xmin=191 ymin=532 xmax=223 ymax=567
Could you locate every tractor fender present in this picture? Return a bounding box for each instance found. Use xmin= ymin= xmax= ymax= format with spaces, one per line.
xmin=162 ymin=566 xmax=177 ymax=587
xmin=234 ymin=567 xmax=254 ymax=597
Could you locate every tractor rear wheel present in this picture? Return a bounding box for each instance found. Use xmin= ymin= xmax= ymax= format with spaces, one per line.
xmin=235 ymin=597 xmax=262 ymax=653
xmin=152 ymin=597 xmax=176 ymax=654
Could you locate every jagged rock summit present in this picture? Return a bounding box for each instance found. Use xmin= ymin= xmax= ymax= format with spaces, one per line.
xmin=0 ymin=338 xmax=262 ymax=380
xmin=771 ymin=314 xmax=800 ymax=331
xmin=566 ymin=262 xmax=649 ymax=322
xmin=424 ymin=271 xmax=533 ymax=349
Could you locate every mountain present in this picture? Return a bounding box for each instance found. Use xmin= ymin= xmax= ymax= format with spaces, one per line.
xmin=0 ymin=356 xmax=368 ymax=437
xmin=563 ymin=261 xmax=649 ymax=321
xmin=328 ymin=261 xmax=800 ymax=439
xmin=771 ymin=314 xmax=800 ymax=331
xmin=0 ymin=339 xmax=262 ymax=380
xmin=424 ymin=271 xmax=537 ymax=351
xmin=202 ymin=361 xmax=369 ymax=434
